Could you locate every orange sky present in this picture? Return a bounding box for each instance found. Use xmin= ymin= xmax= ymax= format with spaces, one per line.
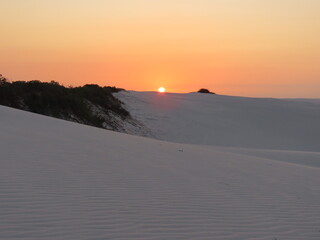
xmin=1 ymin=0 xmax=320 ymax=97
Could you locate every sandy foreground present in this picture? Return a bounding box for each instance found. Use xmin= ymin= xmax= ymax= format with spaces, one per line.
xmin=1 ymin=104 xmax=320 ymax=239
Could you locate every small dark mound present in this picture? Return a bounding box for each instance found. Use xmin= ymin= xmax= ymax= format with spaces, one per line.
xmin=198 ymin=88 xmax=215 ymax=94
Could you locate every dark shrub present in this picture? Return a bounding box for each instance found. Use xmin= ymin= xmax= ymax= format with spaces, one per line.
xmin=198 ymin=88 xmax=215 ymax=94
xmin=0 ymin=75 xmax=128 ymax=129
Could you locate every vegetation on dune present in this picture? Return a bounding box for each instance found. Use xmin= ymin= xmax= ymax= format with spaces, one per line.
xmin=198 ymin=88 xmax=215 ymax=94
xmin=0 ymin=74 xmax=128 ymax=129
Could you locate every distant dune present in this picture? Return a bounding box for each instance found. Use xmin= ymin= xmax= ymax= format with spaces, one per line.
xmin=116 ymin=91 xmax=320 ymax=151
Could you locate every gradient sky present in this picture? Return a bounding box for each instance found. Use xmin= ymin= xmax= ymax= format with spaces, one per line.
xmin=1 ymin=0 xmax=320 ymax=97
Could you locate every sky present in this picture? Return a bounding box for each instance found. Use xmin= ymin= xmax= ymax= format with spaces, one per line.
xmin=1 ymin=0 xmax=320 ymax=97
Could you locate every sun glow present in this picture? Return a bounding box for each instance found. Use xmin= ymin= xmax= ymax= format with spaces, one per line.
xmin=158 ymin=87 xmax=166 ymax=93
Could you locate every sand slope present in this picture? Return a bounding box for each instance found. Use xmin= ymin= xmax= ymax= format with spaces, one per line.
xmin=116 ymin=91 xmax=320 ymax=151
xmin=1 ymin=106 xmax=320 ymax=239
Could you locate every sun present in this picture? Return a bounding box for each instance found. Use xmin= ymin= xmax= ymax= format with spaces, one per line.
xmin=158 ymin=87 xmax=166 ymax=93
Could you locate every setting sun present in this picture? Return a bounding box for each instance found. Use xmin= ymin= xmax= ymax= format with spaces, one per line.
xmin=158 ymin=87 xmax=166 ymax=93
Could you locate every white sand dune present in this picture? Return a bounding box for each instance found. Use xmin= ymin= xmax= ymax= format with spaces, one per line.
xmin=216 ymin=147 xmax=320 ymax=169
xmin=1 ymin=105 xmax=320 ymax=239
xmin=116 ymin=91 xmax=320 ymax=151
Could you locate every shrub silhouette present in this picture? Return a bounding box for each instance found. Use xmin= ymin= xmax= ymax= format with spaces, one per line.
xmin=198 ymin=88 xmax=215 ymax=94
xmin=0 ymin=75 xmax=128 ymax=129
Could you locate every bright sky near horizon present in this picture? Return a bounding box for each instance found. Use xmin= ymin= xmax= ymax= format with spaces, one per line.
xmin=1 ymin=0 xmax=319 ymax=97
